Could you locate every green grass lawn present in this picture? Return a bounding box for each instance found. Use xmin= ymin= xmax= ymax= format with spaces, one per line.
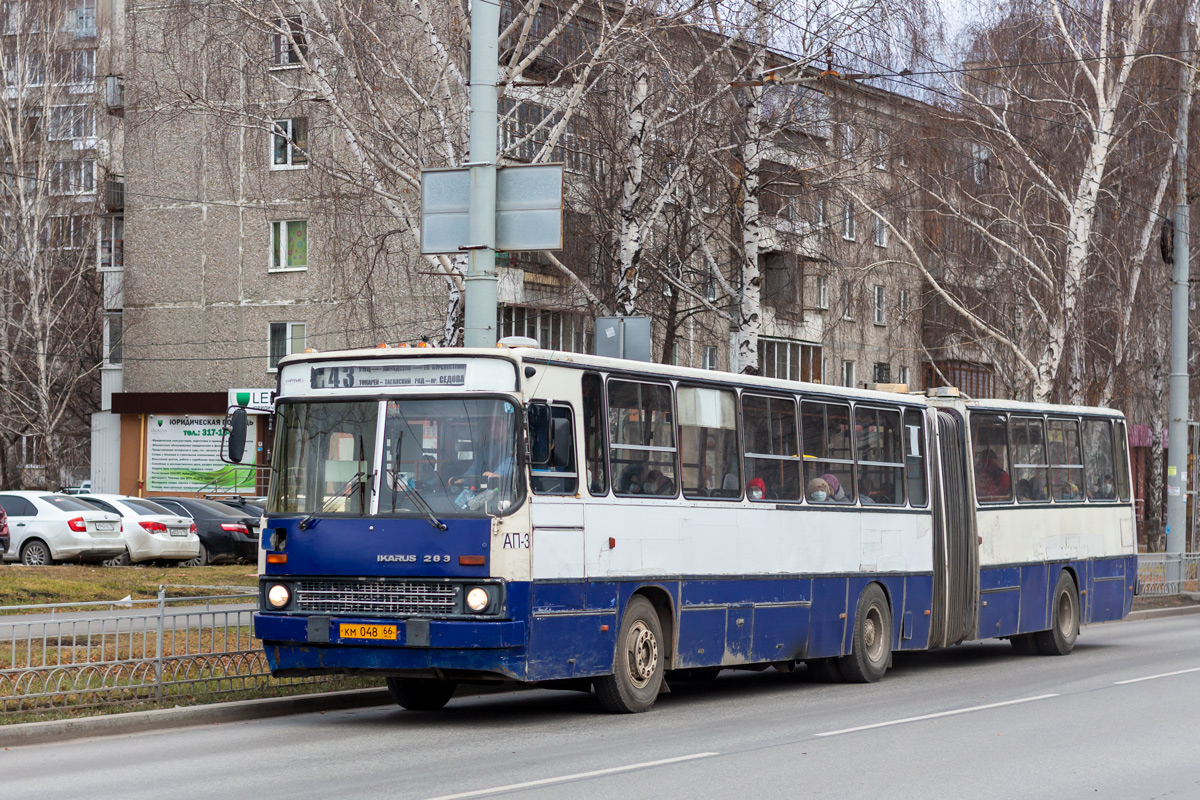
xmin=0 ymin=564 xmax=258 ymax=608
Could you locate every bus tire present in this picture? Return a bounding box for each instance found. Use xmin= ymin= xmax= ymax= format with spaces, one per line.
xmin=838 ymin=584 xmax=892 ymax=683
xmin=594 ymin=595 xmax=665 ymax=713
xmin=1034 ymin=571 xmax=1079 ymax=656
xmin=386 ymin=677 xmax=456 ymax=710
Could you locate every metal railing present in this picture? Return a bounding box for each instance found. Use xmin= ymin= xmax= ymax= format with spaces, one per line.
xmin=1136 ymin=553 xmax=1200 ymax=597
xmin=1 ymin=588 xmax=336 ymax=715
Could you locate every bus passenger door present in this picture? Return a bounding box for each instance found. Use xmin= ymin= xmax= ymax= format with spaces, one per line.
xmin=930 ymin=409 xmax=978 ymax=648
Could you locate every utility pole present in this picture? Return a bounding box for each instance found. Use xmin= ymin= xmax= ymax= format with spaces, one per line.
xmin=464 ymin=0 xmax=500 ymax=347
xmin=1167 ymin=17 xmax=1192 ymax=564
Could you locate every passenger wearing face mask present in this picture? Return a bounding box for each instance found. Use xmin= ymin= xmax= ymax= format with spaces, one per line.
xmin=746 ymin=477 xmax=767 ymax=501
xmin=807 ymin=476 xmax=831 ymax=503
xmin=644 ymin=469 xmax=674 ymax=496
xmin=822 ymin=472 xmax=850 ymax=502
xmin=1093 ymin=473 xmax=1116 ymax=500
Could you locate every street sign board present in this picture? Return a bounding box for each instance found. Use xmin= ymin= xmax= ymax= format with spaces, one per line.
xmin=420 ymin=163 xmax=563 ymax=254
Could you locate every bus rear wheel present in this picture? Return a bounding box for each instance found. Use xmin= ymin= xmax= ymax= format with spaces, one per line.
xmin=1034 ymin=571 xmax=1079 ymax=656
xmin=594 ymin=596 xmax=665 ymax=713
xmin=386 ymin=677 xmax=457 ymax=711
xmin=838 ymin=584 xmax=892 ymax=683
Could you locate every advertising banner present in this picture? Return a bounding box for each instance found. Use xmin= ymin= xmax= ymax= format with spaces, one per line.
xmin=146 ymin=414 xmax=257 ymax=493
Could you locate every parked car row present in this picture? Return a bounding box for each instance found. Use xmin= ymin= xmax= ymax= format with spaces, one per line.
xmin=0 ymin=492 xmax=265 ymax=567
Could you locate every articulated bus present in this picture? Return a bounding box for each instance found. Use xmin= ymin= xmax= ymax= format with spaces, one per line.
xmin=236 ymin=345 xmax=1136 ymax=713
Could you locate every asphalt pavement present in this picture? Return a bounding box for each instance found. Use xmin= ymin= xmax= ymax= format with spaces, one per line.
xmin=3 ymin=610 xmax=1199 ymax=800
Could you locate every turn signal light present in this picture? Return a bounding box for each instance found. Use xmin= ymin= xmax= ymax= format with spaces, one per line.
xmin=459 ymin=555 xmax=485 ymax=566
xmin=266 ymin=553 xmax=287 ymax=564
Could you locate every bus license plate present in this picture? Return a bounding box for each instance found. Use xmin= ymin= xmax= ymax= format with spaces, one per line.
xmin=339 ymin=624 xmax=397 ymax=641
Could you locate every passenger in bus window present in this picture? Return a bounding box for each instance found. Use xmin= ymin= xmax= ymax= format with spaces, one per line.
xmin=822 ymin=473 xmax=851 ymax=503
xmin=619 ymin=463 xmax=647 ymax=494
xmin=807 ymin=476 xmax=831 ymax=502
xmin=1097 ymin=474 xmax=1116 ymax=499
xmin=645 ymin=469 xmax=674 ymax=496
xmin=747 ymin=477 xmax=766 ymax=501
xmin=974 ymin=449 xmax=1010 ymax=499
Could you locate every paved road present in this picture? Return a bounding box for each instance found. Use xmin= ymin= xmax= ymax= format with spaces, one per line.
xmin=4 ymin=616 xmax=1199 ymax=800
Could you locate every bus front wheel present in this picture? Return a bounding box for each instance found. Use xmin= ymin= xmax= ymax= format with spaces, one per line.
xmin=1034 ymin=571 xmax=1079 ymax=656
xmin=594 ymin=596 xmax=665 ymax=713
xmin=386 ymin=677 xmax=457 ymax=711
xmin=838 ymin=584 xmax=892 ymax=683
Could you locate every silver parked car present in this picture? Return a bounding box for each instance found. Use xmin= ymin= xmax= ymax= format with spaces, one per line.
xmin=76 ymin=494 xmax=200 ymax=566
xmin=0 ymin=491 xmax=125 ymax=566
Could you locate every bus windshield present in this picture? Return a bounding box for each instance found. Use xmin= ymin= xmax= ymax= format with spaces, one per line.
xmin=380 ymin=397 xmax=522 ymax=517
xmin=269 ymin=397 xmax=522 ymax=518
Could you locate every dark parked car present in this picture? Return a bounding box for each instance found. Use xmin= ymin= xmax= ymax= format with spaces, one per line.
xmin=211 ymin=495 xmax=266 ymax=519
xmin=151 ymin=497 xmax=260 ymax=566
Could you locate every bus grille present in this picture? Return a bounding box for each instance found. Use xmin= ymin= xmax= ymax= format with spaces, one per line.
xmin=294 ymin=580 xmax=458 ymax=616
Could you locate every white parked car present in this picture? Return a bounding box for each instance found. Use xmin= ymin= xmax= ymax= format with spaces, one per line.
xmin=0 ymin=491 xmax=125 ymax=566
xmin=76 ymin=494 xmax=200 ymax=566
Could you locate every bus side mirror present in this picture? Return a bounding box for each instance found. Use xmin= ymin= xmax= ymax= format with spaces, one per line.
xmin=551 ymin=417 xmax=572 ymax=468
xmin=228 ymin=408 xmax=248 ymax=463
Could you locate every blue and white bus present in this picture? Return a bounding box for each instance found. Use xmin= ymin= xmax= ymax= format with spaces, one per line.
xmin=237 ymin=345 xmax=1136 ymax=713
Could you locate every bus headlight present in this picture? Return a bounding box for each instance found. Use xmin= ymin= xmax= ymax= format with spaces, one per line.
xmin=266 ymin=584 xmax=291 ymax=609
xmin=466 ymin=587 xmax=490 ymax=612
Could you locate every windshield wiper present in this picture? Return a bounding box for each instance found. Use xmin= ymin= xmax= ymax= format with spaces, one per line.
xmin=390 ymin=430 xmax=447 ymax=531
xmin=298 ymin=470 xmax=373 ymax=531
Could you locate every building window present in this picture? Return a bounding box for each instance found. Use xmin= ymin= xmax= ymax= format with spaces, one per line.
xmin=873 ymin=213 xmax=887 ymax=247
xmin=874 ymin=129 xmax=887 ymax=170
xmin=104 ymin=312 xmax=123 ymax=365
xmin=873 ymin=284 xmax=886 ymax=326
xmin=841 ymin=124 xmax=854 ymax=159
xmin=268 ymin=322 xmax=306 ymax=370
xmin=56 ymin=49 xmax=95 ymax=84
xmin=842 ymin=280 xmax=854 ymax=321
xmin=758 ymin=337 xmax=822 ymax=382
xmin=48 ymin=215 xmax=87 ymax=250
xmin=270 ymin=220 xmax=308 ymax=271
xmin=99 ymin=215 xmax=123 ymax=270
xmin=50 ymin=160 xmax=94 ymax=195
xmin=702 ymin=346 xmax=718 ymax=370
xmin=898 ymin=288 xmax=910 ymax=321
xmin=814 ymin=275 xmax=829 ymax=310
xmin=271 ymin=17 xmax=306 ymax=67
xmin=671 ymin=342 xmax=681 ymax=366
xmin=873 ymin=362 xmax=891 ymax=383
xmin=814 ymin=196 xmax=827 ymax=228
xmin=68 ymin=0 xmax=96 ymax=34
xmin=924 ymin=360 xmax=995 ymax=399
xmin=842 ymin=360 xmax=856 ymax=388
xmin=498 ymin=305 xmax=591 ymax=353
xmin=842 ymin=202 xmax=856 ymax=241
xmin=49 ymin=104 xmax=94 ymax=140
xmin=272 ymin=118 xmax=309 ymax=168
xmin=898 ymin=365 xmax=910 ymax=386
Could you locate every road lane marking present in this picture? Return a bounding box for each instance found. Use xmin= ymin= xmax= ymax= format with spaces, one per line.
xmin=422 ymin=752 xmax=720 ymax=800
xmin=814 ymin=694 xmax=1060 ymax=737
xmin=1114 ymin=666 xmax=1200 ymax=685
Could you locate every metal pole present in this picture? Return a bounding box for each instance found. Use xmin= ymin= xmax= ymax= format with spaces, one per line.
xmin=1167 ymin=19 xmax=1192 ymax=569
xmin=155 ymin=585 xmax=165 ymax=701
xmin=463 ymin=0 xmax=500 ymax=348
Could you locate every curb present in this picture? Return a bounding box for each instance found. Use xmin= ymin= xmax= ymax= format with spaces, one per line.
xmin=1125 ymin=604 xmax=1200 ymax=622
xmin=0 ymin=687 xmax=393 ymax=748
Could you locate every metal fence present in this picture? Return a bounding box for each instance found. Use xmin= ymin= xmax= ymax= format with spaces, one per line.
xmin=1136 ymin=553 xmax=1200 ymax=597
xmin=0 ymin=589 xmax=335 ymax=715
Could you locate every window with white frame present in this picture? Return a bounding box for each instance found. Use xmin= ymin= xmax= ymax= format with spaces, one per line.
xmin=702 ymin=346 xmax=718 ymax=370
xmin=897 ymin=365 xmax=910 ymax=386
xmin=498 ymin=305 xmax=591 ymax=353
xmin=842 ymin=360 xmax=856 ymax=388
xmin=842 ymin=201 xmax=855 ymax=241
xmin=50 ymin=160 xmax=94 ymax=195
xmin=841 ymin=124 xmax=854 ymax=159
xmin=5 ymin=53 xmax=44 ymax=86
xmin=842 ymin=280 xmax=854 ymax=321
xmin=814 ymin=275 xmax=829 ymax=309
xmin=104 ymin=312 xmax=122 ymax=365
xmin=270 ymin=220 xmax=308 ymax=270
xmin=272 ymin=118 xmax=308 ymax=168
xmin=898 ymin=288 xmax=910 ymax=321
xmin=48 ymin=105 xmax=93 ymax=140
xmin=68 ymin=0 xmax=96 ymax=34
xmin=873 ymin=285 xmax=886 ymax=326
xmin=99 ymin=215 xmax=123 ymax=270
xmin=268 ymin=322 xmax=306 ymax=370
xmin=873 ymin=362 xmax=890 ymax=383
xmin=48 ymin=215 xmax=87 ymax=250
xmin=874 ymin=129 xmax=887 ymax=170
xmin=758 ymin=337 xmax=822 ymax=382
xmin=873 ymin=213 xmax=887 ymax=247
xmin=271 ymin=17 xmax=306 ymax=67
xmin=56 ymin=49 xmax=94 ymax=84
xmin=814 ymin=196 xmax=827 ymax=228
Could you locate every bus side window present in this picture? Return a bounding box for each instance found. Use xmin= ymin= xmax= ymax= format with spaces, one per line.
xmin=1081 ymin=419 xmax=1117 ymax=501
xmin=855 ymin=405 xmax=904 ymax=505
xmin=801 ymin=400 xmax=855 ymax=502
xmin=743 ymin=394 xmax=801 ymax=501
xmin=530 ymin=403 xmax=578 ymax=496
xmin=903 ymin=409 xmax=927 ymax=507
xmin=970 ymin=413 xmax=1012 ymax=503
xmin=582 ymin=373 xmax=608 ymax=495
xmin=677 ymin=385 xmax=740 ymax=499
xmin=608 ymin=379 xmax=677 ymax=497
xmin=1011 ymin=416 xmax=1049 ymax=503
xmin=1113 ymin=420 xmax=1132 ymax=501
xmin=1048 ymin=417 xmax=1084 ymax=502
